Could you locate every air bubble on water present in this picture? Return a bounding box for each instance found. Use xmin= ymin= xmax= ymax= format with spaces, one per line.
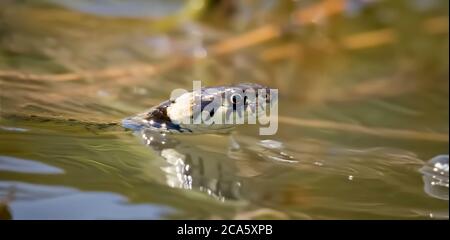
xmin=420 ymin=155 xmax=449 ymax=200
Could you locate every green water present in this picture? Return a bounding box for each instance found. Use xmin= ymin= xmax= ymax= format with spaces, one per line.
xmin=0 ymin=0 xmax=448 ymax=219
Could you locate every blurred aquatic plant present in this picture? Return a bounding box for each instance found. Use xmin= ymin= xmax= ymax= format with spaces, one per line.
xmin=36 ymin=0 xmax=209 ymax=31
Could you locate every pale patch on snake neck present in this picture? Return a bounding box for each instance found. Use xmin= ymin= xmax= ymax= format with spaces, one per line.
xmin=166 ymin=92 xmax=194 ymax=125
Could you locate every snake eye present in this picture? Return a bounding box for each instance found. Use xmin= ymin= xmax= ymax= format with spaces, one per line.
xmin=230 ymin=95 xmax=237 ymax=104
xmin=229 ymin=93 xmax=244 ymax=111
xmin=209 ymin=109 xmax=215 ymax=117
xmin=229 ymin=93 xmax=243 ymax=104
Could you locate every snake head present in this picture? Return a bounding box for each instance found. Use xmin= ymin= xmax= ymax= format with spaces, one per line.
xmin=122 ymin=83 xmax=277 ymax=134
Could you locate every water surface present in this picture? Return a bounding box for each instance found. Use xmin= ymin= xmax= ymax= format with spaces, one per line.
xmin=0 ymin=0 xmax=448 ymax=219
